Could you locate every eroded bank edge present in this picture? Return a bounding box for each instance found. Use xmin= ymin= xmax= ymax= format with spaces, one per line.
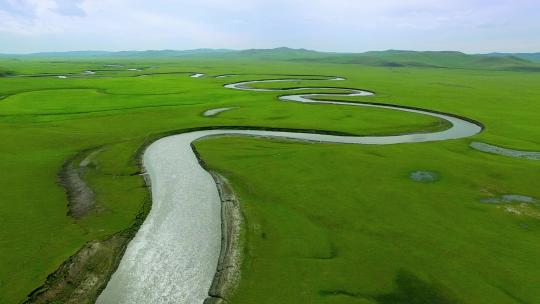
xmin=21 ymin=127 xmax=245 ymax=303
xmin=22 ymin=142 xmax=154 ymax=303
xmin=191 ymin=143 xmax=243 ymax=304
xmin=59 ymin=146 xmax=103 ymax=219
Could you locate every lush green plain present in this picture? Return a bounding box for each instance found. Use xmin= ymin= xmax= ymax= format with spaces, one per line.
xmin=0 ymin=57 xmax=539 ymax=303
xmin=196 ymin=137 xmax=540 ymax=304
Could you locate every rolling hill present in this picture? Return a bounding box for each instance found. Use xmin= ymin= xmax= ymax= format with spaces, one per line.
xmin=1 ymin=47 xmax=539 ymax=71
xmin=484 ymin=52 xmax=540 ymax=63
xmin=294 ymin=49 xmax=540 ymax=71
xmin=0 ymin=49 xmax=234 ymax=58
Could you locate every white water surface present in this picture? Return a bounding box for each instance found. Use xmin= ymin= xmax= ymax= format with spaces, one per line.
xmin=471 ymin=141 xmax=540 ymax=160
xmin=203 ymin=107 xmax=237 ymax=117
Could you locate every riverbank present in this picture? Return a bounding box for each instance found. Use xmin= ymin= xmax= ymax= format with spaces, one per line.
xmin=22 ymin=195 xmax=150 ymax=304
xmin=192 ymin=143 xmax=243 ymax=303
xmin=203 ymin=173 xmax=242 ymax=304
xmin=23 ymin=146 xmax=153 ymax=303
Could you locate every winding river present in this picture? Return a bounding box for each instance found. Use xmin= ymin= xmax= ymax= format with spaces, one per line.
xmin=97 ymin=75 xmax=482 ymax=303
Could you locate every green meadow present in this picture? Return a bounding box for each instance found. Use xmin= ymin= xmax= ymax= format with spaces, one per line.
xmin=1 ymin=53 xmax=539 ymax=303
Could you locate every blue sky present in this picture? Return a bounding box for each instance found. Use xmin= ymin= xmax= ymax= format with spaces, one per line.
xmin=0 ymin=0 xmax=539 ymax=53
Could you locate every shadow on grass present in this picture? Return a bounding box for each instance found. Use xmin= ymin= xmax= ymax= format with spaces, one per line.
xmin=320 ymin=270 xmax=460 ymax=304
xmin=374 ymin=270 xmax=460 ymax=304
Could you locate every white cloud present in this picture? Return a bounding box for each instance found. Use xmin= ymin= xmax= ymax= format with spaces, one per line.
xmin=0 ymin=0 xmax=538 ymax=53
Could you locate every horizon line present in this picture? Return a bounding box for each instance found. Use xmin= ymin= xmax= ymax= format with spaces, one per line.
xmin=1 ymin=47 xmax=539 ymax=56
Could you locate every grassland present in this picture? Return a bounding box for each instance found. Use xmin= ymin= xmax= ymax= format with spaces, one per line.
xmin=0 ymin=54 xmax=539 ymax=303
xmin=195 ymin=137 xmax=540 ymax=304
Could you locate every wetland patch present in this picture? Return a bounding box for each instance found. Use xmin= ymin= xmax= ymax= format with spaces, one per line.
xmin=203 ymin=107 xmax=237 ymax=117
xmin=481 ymin=194 xmax=537 ymax=204
xmin=410 ymin=170 xmax=440 ymax=183
xmin=471 ymin=142 xmax=540 ymax=160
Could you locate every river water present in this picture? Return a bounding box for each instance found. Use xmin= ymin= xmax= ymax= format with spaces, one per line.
xmin=97 ymin=76 xmax=482 ymax=303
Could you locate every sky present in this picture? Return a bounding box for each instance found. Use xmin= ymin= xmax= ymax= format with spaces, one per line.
xmin=0 ymin=0 xmax=539 ymax=54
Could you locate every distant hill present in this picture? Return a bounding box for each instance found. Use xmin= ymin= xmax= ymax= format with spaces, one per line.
xmin=484 ymin=52 xmax=540 ymax=63
xmin=0 ymin=49 xmax=235 ymax=58
xmin=112 ymin=49 xmax=235 ymax=57
xmin=225 ymin=47 xmax=332 ymax=60
xmin=0 ymin=47 xmax=327 ymax=60
xmin=298 ymin=50 xmax=540 ymax=69
xmin=0 ymin=71 xmax=14 ymax=77
xmin=21 ymin=51 xmax=114 ymax=57
xmin=293 ymin=49 xmax=540 ymax=71
xmin=0 ymin=67 xmax=15 ymax=77
xmin=2 ymin=47 xmax=540 ymax=71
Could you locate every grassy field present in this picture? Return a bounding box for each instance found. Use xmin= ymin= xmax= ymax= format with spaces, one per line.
xmin=0 ymin=55 xmax=539 ymax=303
xmin=195 ymin=137 xmax=540 ymax=304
